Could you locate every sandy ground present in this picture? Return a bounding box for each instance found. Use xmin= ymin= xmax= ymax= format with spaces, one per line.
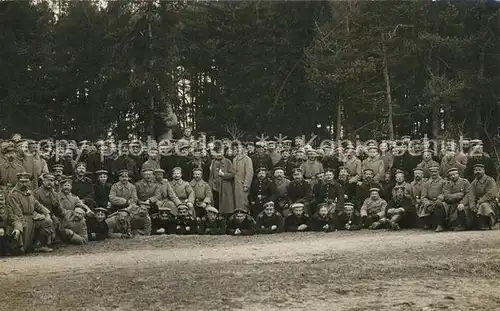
xmin=1 ymin=230 xmax=500 ymax=311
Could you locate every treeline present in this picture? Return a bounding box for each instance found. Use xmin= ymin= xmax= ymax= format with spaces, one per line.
xmin=1 ymin=1 xmax=500 ymax=146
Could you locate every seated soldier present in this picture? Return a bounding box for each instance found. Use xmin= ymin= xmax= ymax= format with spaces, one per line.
xmin=171 ymin=167 xmax=195 ymax=216
xmin=386 ymin=186 xmax=415 ymax=230
xmin=308 ymin=203 xmax=335 ymax=232
xmin=190 ymin=167 xmax=213 ymax=218
xmin=108 ymin=169 xmax=138 ymax=214
xmin=335 ymin=202 xmax=361 ymax=231
xmin=198 ymin=206 xmax=226 ymax=235
xmin=360 ymin=188 xmax=387 ymax=229
xmin=227 ymin=208 xmax=257 ymax=236
xmin=87 ymin=207 xmax=109 ymax=241
xmin=420 ymin=165 xmax=446 ymax=232
xmin=153 ymin=168 xmax=181 ymax=214
xmin=284 ymin=202 xmax=309 ymax=232
xmin=443 ymin=167 xmax=471 ymax=231
xmin=129 ymin=201 xmax=152 ymax=236
xmin=151 ymin=206 xmax=176 ymax=235
xmin=175 ymin=204 xmax=197 ymax=235
xmin=59 ymin=207 xmax=89 ymax=245
xmin=256 ymin=201 xmax=284 ymax=234
xmin=105 ymin=209 xmax=132 ymax=239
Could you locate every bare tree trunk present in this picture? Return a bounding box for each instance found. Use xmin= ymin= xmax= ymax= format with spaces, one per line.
xmin=336 ymin=101 xmax=342 ymax=141
xmin=147 ymin=1 xmax=155 ymax=137
xmin=475 ymin=49 xmax=485 ymax=138
xmin=382 ymin=38 xmax=394 ymax=140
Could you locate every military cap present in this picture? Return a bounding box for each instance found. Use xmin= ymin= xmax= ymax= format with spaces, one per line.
xmin=344 ymin=202 xmax=355 ymax=207
xmin=130 ymin=140 xmax=141 ymax=147
xmin=367 ymin=145 xmax=378 ymax=151
xmin=413 ymin=167 xmax=424 ymax=172
xmin=338 ymin=166 xmax=348 ymax=172
xmin=52 ymin=164 xmax=64 ymax=171
xmin=76 ymin=162 xmax=87 ymax=169
xmin=245 ymin=141 xmax=254 ymax=147
xmin=306 ymin=149 xmax=317 ymax=155
xmin=2 ymin=144 xmax=16 ymax=154
xmin=177 ymin=204 xmax=188 ymax=211
xmin=149 ymin=146 xmax=159 ymax=152
xmin=117 ymin=169 xmax=130 ymax=177
xmin=317 ymin=203 xmax=328 ymax=209
xmin=172 ymin=167 xmax=182 ymax=172
xmin=94 ymin=207 xmax=108 ymax=214
xmin=154 ymin=168 xmax=165 ymax=174
xmin=96 ymin=170 xmax=108 ymax=176
xmin=470 ymin=139 xmax=483 ymax=145
xmin=120 ymin=141 xmax=130 ymax=147
xmin=274 ymin=166 xmax=285 ymax=172
xmin=141 ymin=168 xmax=154 ymax=174
xmin=27 ymin=140 xmax=37 ymax=146
xmin=138 ymin=201 xmax=150 ymax=207
xmin=473 ymin=163 xmax=485 ymax=169
xmin=263 ymin=201 xmax=274 ymax=208
xmin=446 ymin=167 xmax=459 ymax=175
xmin=363 ymin=168 xmax=374 ymax=173
xmin=17 ymin=172 xmax=32 ymax=182
xmin=234 ymin=208 xmax=248 ymax=214
xmin=292 ymin=167 xmax=303 ymax=174
xmin=158 ymin=206 xmax=171 ymax=212
xmin=192 ymin=167 xmax=203 ymax=173
xmin=429 ymin=165 xmax=440 ymax=172
xmin=15 ymin=139 xmax=27 ymax=146
xmin=324 ymin=168 xmax=334 ymax=174
xmin=60 ymin=176 xmax=73 ymax=184
xmin=255 ymin=141 xmax=265 ymax=148
xmin=42 ymin=173 xmax=55 ymax=180
xmin=400 ymin=135 xmax=411 ymax=140
xmin=256 ymin=167 xmax=267 ymax=173
xmin=280 ymin=148 xmax=291 ymax=154
xmin=369 ymin=187 xmax=380 ymax=193
xmin=78 ymin=140 xmax=89 ymax=146
xmin=74 ymin=207 xmax=86 ymax=215
xmin=206 ymin=206 xmax=219 ymax=214
xmin=290 ymin=202 xmax=304 ymax=209
xmin=315 ymin=171 xmax=325 ymax=177
xmin=394 ymin=169 xmax=405 ymax=175
xmin=117 ymin=208 xmax=130 ymax=216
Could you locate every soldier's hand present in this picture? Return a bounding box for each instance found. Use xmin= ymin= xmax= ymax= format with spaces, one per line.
xmin=65 ymin=229 xmax=74 ymax=237
xmin=156 ymin=228 xmax=166 ymax=234
xmin=322 ymin=224 xmax=329 ymax=230
xmin=12 ymin=229 xmax=21 ymax=239
xmin=457 ymin=204 xmax=465 ymax=211
xmin=243 ymin=186 xmax=249 ymax=192
xmin=387 ymin=208 xmax=395 ymax=215
xmin=271 ymin=225 xmax=277 ymax=231
xmin=205 ymin=228 xmax=211 ymax=233
xmin=397 ymin=208 xmax=405 ymax=213
xmin=185 ymin=226 xmax=191 ymax=231
xmin=298 ymin=224 xmax=307 ymax=231
xmin=91 ymin=233 xmax=96 ymax=239
xmin=187 ymin=202 xmax=194 ymax=209
xmin=176 ymin=225 xmax=181 ymax=230
xmin=0 ymin=228 xmax=4 ymax=236
xmin=345 ymin=224 xmax=351 ymax=230
xmin=234 ymin=228 xmax=241 ymax=235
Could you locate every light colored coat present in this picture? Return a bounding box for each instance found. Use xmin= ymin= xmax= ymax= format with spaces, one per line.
xmin=232 ymin=155 xmax=254 ymax=212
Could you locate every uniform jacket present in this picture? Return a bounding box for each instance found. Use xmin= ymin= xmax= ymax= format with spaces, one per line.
xmin=256 ymin=211 xmax=284 ymax=234
xmin=284 ymin=214 xmax=309 ymax=232
xmin=226 ymin=214 xmax=256 ymax=235
xmin=109 ymin=181 xmax=138 ymax=207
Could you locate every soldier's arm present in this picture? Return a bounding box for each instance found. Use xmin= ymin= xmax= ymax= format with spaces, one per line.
xmin=221 ymin=160 xmax=235 ymax=179
xmin=167 ymin=182 xmax=182 ymax=206
xmin=240 ymin=216 xmax=256 ymax=235
xmin=203 ymin=184 xmax=213 ymax=204
xmin=244 ymin=158 xmax=254 ymax=189
xmin=360 ymin=199 xmax=368 ymax=217
xmin=6 ymin=194 xmax=24 ymax=232
xmin=478 ymin=178 xmax=498 ymax=204
xmin=377 ymin=200 xmax=387 ymax=218
xmin=109 ymin=184 xmax=127 ymax=205
xmin=376 ymin=161 xmax=385 ymax=182
xmin=460 ymin=180 xmax=471 ymax=206
xmin=185 ymin=183 xmax=195 ymax=204
xmin=34 ymin=199 xmax=51 ymax=216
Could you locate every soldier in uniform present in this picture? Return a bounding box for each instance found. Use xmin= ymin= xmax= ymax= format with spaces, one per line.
xmin=343 ymin=145 xmax=362 ymax=185
xmin=355 ymin=168 xmax=384 ymax=208
xmin=7 ymin=172 xmax=53 ymax=253
xmin=308 ymin=203 xmax=335 ymax=232
xmin=52 ymin=164 xmax=65 ymax=192
xmin=72 ymin=162 xmax=95 ymax=205
xmin=313 ymin=169 xmax=344 ymax=214
xmin=410 ymin=167 xmax=425 ymax=222
xmin=87 ymin=207 xmax=109 ymax=241
xmin=129 ymin=201 xmax=152 ymax=236
xmin=275 ymin=148 xmax=295 ymax=179
xmin=361 ymin=146 xmax=385 ymax=183
xmin=174 ymin=204 xmax=197 ymax=235
xmin=59 ymin=207 xmax=88 ymax=245
xmin=270 ymin=167 xmax=290 ymax=215
xmin=360 ymin=188 xmax=387 ymax=229
xmin=255 ymin=201 xmax=284 ymax=234
xmin=198 ymin=206 xmax=227 ymax=235
xmin=386 ymin=186 xmax=415 ymax=230
xmin=420 ymin=165 xmax=446 ymax=232
xmin=300 ymin=150 xmax=324 ymax=181
xmin=59 ymin=177 xmax=92 ymax=213
xmin=94 ymin=170 xmax=111 ymax=208
xmin=465 ymin=141 xmax=497 ymax=181
xmin=111 ymin=142 xmax=139 ymax=182
xmin=227 ymin=208 xmax=256 ymax=236
xmin=336 ymin=202 xmax=362 ymax=231
xmin=108 ymin=169 xmax=138 ymax=213
xmin=249 ymin=167 xmax=273 ymax=218
xmin=141 ymin=147 xmax=161 ymax=173
xmin=0 ymin=143 xmax=25 ymax=193
xmin=151 ymin=206 xmax=176 ymax=235
xmin=390 ymin=169 xmax=412 ymax=200
xmin=170 ymin=167 xmax=195 ymax=216
xmin=443 ymin=167 xmax=471 ymax=231
xmin=284 ymin=202 xmax=309 ymax=232
xmin=153 ymin=168 xmax=182 ymax=214
xmin=135 ymin=169 xmax=159 ymax=203
xmin=105 ymin=209 xmax=132 ymax=239
xmin=0 ymin=193 xmax=12 ymax=256
xmin=250 ymin=142 xmax=273 ymax=173
xmin=27 ymin=140 xmax=49 ymax=189
xmin=286 ymin=168 xmax=311 ymax=212
xmin=190 ymin=167 xmax=213 ymax=218
xmin=416 ymin=150 xmax=440 ymax=179
xmin=440 ymin=146 xmax=466 ymax=178
xmin=469 ymin=164 xmax=498 ymax=230
xmin=337 ymin=166 xmax=356 ymax=202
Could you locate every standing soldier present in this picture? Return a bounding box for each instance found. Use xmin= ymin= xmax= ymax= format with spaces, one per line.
xmin=141 ymin=147 xmax=161 ymax=173
xmin=249 ymin=167 xmax=274 ymax=218
xmin=190 ymin=167 xmax=213 ymax=218
xmin=232 ymin=144 xmax=254 ymax=213
xmin=421 ymin=165 xmax=446 ymax=232
xmin=111 ymin=142 xmax=139 ymax=182
xmin=208 ymin=150 xmax=235 ymax=218
xmin=361 ymin=146 xmax=385 ymax=183
xmin=0 ymin=143 xmax=25 ymax=193
xmin=286 ymin=168 xmax=311 ymax=212
xmin=469 ymin=164 xmax=498 ymax=230
xmin=72 ymin=162 xmax=95 ymax=205
xmin=275 ymin=148 xmax=295 ymax=179
xmin=360 ymin=188 xmax=387 ymax=229
xmin=300 ymin=150 xmax=324 ymax=181
xmin=343 ymin=145 xmax=362 ymax=185
xmin=27 ymin=140 xmax=49 ymax=189
xmin=313 ymin=169 xmax=345 ymax=215
xmin=94 ymin=170 xmax=111 ymax=208
xmin=270 ymin=167 xmax=290 ymax=215
xmin=267 ymin=141 xmax=282 ymax=167
xmin=170 ymin=167 xmax=195 ymax=216
xmin=108 ymin=169 xmax=138 ymax=213
xmin=443 ymin=167 xmax=471 ymax=231
xmin=410 ymin=167 xmax=426 ymax=225
xmin=198 ymin=206 xmax=227 ymax=235
xmin=416 ymin=150 xmax=440 ymax=179
xmin=255 ymin=201 xmax=284 ymax=234
xmin=7 ymin=172 xmax=53 ymax=253
xmin=465 ymin=141 xmax=497 ymax=181
xmin=337 ymin=166 xmax=356 ymax=202
xmin=440 ymin=146 xmax=466 ymax=178
xmin=250 ymin=142 xmax=273 ymax=173
xmin=52 ymin=164 xmax=64 ymax=192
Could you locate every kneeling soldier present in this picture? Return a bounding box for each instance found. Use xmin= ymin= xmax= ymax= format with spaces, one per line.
xmin=285 ymin=202 xmax=309 ymax=232
xmin=308 ymin=203 xmax=335 ymax=232
xmin=227 ymin=208 xmax=257 ymax=236
xmin=129 ymin=201 xmax=152 ymax=236
xmin=336 ymin=202 xmax=361 ymax=231
xmin=152 ymin=206 xmax=176 ymax=235
xmin=386 ymin=186 xmax=415 ymax=230
xmin=175 ymin=204 xmax=197 ymax=235
xmin=105 ymin=209 xmax=132 ymax=239
xmin=87 ymin=207 xmax=109 ymax=241
xmin=256 ymin=201 xmax=284 ymax=234
xmin=360 ymin=188 xmax=387 ymax=229
xmin=198 ymin=206 xmax=226 ymax=235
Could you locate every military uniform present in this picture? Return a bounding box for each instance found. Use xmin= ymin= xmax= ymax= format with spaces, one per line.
xmin=198 ymin=207 xmax=226 ymax=235
xmin=0 ymin=161 xmax=25 ymax=192
xmin=416 ymin=159 xmax=441 ymax=179
xmin=300 ymin=160 xmax=324 ymax=180
xmin=72 ymin=175 xmax=95 ymax=202
xmin=59 ymin=208 xmax=88 ymax=245
xmin=129 ymin=203 xmax=152 ymax=236
xmin=470 ymin=172 xmax=498 ymax=229
xmin=190 ymin=178 xmax=213 ymax=217
xmin=135 ymin=179 xmax=159 ymax=202
xmin=155 ymin=179 xmax=182 ymax=213
xmin=360 ymin=195 xmax=387 ymax=229
xmin=386 ymin=194 xmax=415 ymax=229
xmin=59 ymin=191 xmax=86 ymax=211
xmin=94 ymin=182 xmax=112 ymax=208
xmin=174 ymin=212 xmax=197 ymax=235
xmin=421 ymin=173 xmax=446 ymax=230
xmin=87 ymin=215 xmax=109 ymax=241
xmin=343 ymin=156 xmax=362 ymax=183
xmin=443 ymin=173 xmax=471 ymax=230
xmin=312 ymin=179 xmax=345 ymax=214
xmin=308 ymin=212 xmax=335 ymax=232
xmin=285 ymin=213 xmax=310 ymax=232
xmin=151 ymin=207 xmax=176 ymax=235
xmin=249 ymin=175 xmax=274 ymax=217
xmin=170 ymin=178 xmax=195 ymax=215
xmin=109 ymin=181 xmax=138 ymax=213
xmin=361 ymin=157 xmax=385 ymax=182
xmin=270 ymin=177 xmax=290 ymax=214
xmin=226 ymin=211 xmax=257 ymax=236
xmin=465 ymin=154 xmax=497 ymax=181
xmin=287 ymin=179 xmax=311 ymax=206
xmin=256 ymin=210 xmax=284 ymax=234
xmin=355 ymin=181 xmax=385 ymax=208
xmin=335 ymin=203 xmax=362 ymax=231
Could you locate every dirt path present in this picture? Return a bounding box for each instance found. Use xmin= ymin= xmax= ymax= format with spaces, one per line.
xmin=2 ymin=230 xmax=500 ymax=311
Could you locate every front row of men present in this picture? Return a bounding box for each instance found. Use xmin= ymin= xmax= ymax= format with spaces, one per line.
xmin=0 ymin=162 xmax=496 ymax=256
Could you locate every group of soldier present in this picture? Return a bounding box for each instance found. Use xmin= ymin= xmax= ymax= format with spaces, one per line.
xmin=0 ymin=130 xmax=498 ymax=256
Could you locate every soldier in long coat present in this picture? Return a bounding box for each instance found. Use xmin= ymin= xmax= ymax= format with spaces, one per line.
xmin=443 ymin=167 xmax=471 ymax=231
xmin=7 ymin=172 xmax=53 ymax=253
xmin=208 ymin=152 xmax=235 ymax=217
xmin=0 ymin=144 xmax=25 ymax=193
xmin=108 ymin=169 xmax=138 ymax=213
xmin=421 ymin=165 xmax=446 ymax=232
xmin=469 ymin=164 xmax=498 ymax=229
xmin=26 ymin=140 xmax=49 ymax=189
xmin=232 ymin=145 xmax=254 ymax=213
xmin=361 ymin=146 xmax=385 ymax=183
xmin=190 ymin=167 xmax=213 ymax=218
xmin=270 ymin=167 xmax=290 ymax=215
